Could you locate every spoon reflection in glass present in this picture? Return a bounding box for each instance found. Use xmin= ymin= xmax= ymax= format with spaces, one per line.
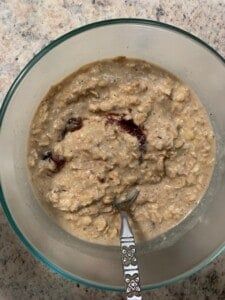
xmin=114 ymin=188 xmax=142 ymax=300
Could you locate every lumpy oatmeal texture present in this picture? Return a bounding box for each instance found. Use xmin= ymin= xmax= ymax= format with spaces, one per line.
xmin=28 ymin=57 xmax=215 ymax=244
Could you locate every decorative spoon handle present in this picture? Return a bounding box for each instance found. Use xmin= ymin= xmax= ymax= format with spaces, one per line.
xmin=120 ymin=211 xmax=142 ymax=300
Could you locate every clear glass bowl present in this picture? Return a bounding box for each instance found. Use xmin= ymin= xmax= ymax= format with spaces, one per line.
xmin=0 ymin=19 xmax=225 ymax=291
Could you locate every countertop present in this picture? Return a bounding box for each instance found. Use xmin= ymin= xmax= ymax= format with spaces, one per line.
xmin=0 ymin=0 xmax=225 ymax=299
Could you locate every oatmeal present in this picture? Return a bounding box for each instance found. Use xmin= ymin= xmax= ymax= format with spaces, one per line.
xmin=28 ymin=57 xmax=215 ymax=245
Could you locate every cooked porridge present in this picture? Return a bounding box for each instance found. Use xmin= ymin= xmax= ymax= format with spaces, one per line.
xmin=28 ymin=57 xmax=215 ymax=245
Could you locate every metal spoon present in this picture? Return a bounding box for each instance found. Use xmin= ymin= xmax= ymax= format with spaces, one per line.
xmin=114 ymin=188 xmax=142 ymax=300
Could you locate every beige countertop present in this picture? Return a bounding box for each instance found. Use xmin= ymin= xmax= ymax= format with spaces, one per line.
xmin=0 ymin=0 xmax=225 ymax=299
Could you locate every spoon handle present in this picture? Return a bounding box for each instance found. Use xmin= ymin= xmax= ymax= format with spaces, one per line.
xmin=120 ymin=211 xmax=142 ymax=300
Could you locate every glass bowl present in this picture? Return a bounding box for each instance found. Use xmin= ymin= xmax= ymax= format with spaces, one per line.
xmin=0 ymin=19 xmax=225 ymax=292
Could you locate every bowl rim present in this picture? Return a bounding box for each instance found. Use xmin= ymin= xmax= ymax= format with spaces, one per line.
xmin=0 ymin=18 xmax=225 ymax=292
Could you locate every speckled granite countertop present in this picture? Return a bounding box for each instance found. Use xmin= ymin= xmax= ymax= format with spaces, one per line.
xmin=0 ymin=1 xmax=225 ymax=299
